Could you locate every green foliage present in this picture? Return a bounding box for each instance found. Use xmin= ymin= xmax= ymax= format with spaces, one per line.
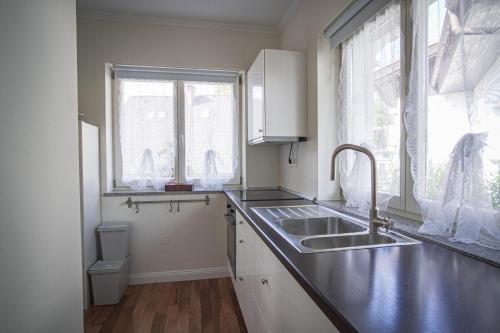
xmin=426 ymin=162 xmax=446 ymax=200
xmin=426 ymin=161 xmax=500 ymax=208
xmin=490 ymin=164 xmax=500 ymax=209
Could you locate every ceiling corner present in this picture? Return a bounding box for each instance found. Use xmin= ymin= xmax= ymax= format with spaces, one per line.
xmin=278 ymin=0 xmax=303 ymax=33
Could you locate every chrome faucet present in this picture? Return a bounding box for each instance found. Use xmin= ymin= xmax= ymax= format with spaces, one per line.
xmin=330 ymin=144 xmax=393 ymax=234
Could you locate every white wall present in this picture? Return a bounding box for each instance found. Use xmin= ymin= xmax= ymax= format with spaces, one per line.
xmin=77 ymin=16 xmax=282 ymax=191
xmin=101 ymin=194 xmax=228 ymax=283
xmin=317 ymin=35 xmax=342 ymax=200
xmin=278 ymin=0 xmax=352 ymax=199
xmin=0 ymin=1 xmax=83 ymax=332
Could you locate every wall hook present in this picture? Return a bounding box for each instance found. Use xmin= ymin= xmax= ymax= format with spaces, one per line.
xmin=177 ymin=201 xmax=180 ymax=212
xmin=169 ymin=201 xmax=173 ymax=213
xmin=135 ymin=202 xmax=140 ymax=214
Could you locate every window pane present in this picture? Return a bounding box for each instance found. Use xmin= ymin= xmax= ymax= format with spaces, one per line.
xmin=342 ymin=2 xmax=401 ymax=196
xmin=119 ymin=79 xmax=176 ymax=182
xmin=184 ymin=82 xmax=237 ymax=180
xmin=424 ymin=0 xmax=500 ymax=203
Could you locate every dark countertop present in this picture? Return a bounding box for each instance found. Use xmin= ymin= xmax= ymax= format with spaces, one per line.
xmin=224 ymin=190 xmax=500 ymax=333
xmin=319 ymin=201 xmax=500 ymax=266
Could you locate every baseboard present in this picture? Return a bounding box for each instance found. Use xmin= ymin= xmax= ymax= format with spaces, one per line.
xmin=128 ymin=266 xmax=230 ymax=285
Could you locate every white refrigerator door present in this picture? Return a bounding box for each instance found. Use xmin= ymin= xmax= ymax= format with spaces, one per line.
xmin=80 ymin=121 xmax=101 ymax=309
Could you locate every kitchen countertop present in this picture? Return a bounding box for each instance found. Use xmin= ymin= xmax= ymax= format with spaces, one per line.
xmin=319 ymin=200 xmax=500 ymax=266
xmin=224 ymin=190 xmax=500 ymax=333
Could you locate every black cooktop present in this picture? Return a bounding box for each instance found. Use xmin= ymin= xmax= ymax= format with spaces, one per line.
xmin=232 ymin=189 xmax=302 ymax=201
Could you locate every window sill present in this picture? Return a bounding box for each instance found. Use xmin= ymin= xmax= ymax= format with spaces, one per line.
xmin=105 ymin=184 xmax=243 ymax=197
xmin=104 ymin=188 xmax=227 ymax=197
xmin=319 ymin=200 xmax=500 ymax=267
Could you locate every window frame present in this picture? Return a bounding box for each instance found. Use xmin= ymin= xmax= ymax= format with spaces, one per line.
xmin=112 ymin=70 xmax=242 ymax=189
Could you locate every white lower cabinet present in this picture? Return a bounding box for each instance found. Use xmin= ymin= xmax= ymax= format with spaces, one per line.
xmin=234 ymin=212 xmax=339 ymax=333
xmin=235 ymin=214 xmax=268 ymax=333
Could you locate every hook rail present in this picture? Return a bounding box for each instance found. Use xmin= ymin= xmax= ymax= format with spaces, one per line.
xmin=122 ymin=195 xmax=210 ymax=214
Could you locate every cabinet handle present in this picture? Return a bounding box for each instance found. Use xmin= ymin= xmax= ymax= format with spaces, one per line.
xmin=239 ymin=277 xmax=244 ymax=282
xmin=239 ymin=221 xmax=243 ymax=225
xmin=261 ymin=278 xmax=268 ymax=285
xmin=258 ymin=129 xmax=263 ymax=133
xmin=239 ymin=239 xmax=244 ymax=244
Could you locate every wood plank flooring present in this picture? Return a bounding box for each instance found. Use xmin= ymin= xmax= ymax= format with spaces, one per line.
xmin=84 ymin=278 xmax=247 ymax=333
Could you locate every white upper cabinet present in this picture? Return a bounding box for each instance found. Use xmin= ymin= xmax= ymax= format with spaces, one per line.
xmin=247 ymin=49 xmax=306 ymax=145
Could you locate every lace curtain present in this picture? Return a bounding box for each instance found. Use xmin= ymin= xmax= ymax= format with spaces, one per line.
xmin=183 ymin=81 xmax=239 ymax=189
xmin=339 ymin=1 xmax=402 ymax=212
xmin=118 ymin=79 xmax=176 ymax=191
xmin=404 ymin=0 xmax=500 ymax=248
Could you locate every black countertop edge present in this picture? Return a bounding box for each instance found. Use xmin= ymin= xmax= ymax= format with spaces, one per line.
xmin=319 ymin=201 xmax=500 ymax=267
xmin=223 ymin=192 xmax=358 ymax=332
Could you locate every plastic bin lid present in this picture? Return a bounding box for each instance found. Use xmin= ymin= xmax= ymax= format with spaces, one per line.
xmin=88 ymin=259 xmax=127 ymax=274
xmin=97 ymin=223 xmax=129 ymax=232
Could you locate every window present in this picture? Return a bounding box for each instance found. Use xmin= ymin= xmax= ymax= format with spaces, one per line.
xmin=183 ymin=82 xmax=238 ymax=182
xmin=338 ymin=0 xmax=403 ymax=211
xmin=113 ymin=66 xmax=240 ymax=190
xmin=405 ymin=0 xmax=500 ymax=246
xmin=335 ymin=0 xmax=500 ymax=248
xmin=420 ymin=0 xmax=500 ymax=203
xmin=119 ymin=79 xmax=177 ymax=184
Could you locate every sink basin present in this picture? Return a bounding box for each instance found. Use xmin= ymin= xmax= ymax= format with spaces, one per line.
xmin=301 ymin=233 xmax=397 ymax=250
xmin=299 ymin=232 xmax=420 ymax=252
xmin=274 ymin=217 xmax=366 ymax=236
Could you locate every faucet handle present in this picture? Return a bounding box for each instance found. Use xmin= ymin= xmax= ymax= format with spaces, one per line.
xmin=383 ymin=216 xmax=394 ymax=231
xmin=374 ymin=215 xmax=394 ymax=231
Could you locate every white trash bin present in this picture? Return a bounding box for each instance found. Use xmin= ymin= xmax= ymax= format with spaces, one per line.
xmin=88 ymin=256 xmax=129 ymax=306
xmin=97 ymin=223 xmax=130 ymax=260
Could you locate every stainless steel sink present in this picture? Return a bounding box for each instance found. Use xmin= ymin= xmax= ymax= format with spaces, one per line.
xmin=275 ymin=217 xmax=366 ymax=236
xmin=300 ymin=232 xmax=419 ymax=252
xmin=251 ymin=205 xmax=420 ymax=253
xmin=302 ymin=233 xmax=396 ymax=249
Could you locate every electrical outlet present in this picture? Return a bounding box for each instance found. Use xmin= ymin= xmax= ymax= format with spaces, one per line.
xmin=160 ymin=235 xmax=169 ymax=246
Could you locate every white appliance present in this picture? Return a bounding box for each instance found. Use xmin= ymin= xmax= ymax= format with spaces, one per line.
xmin=79 ymin=121 xmax=101 ymax=310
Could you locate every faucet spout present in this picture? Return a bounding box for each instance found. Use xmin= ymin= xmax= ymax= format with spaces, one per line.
xmin=330 ymin=144 xmax=393 ymax=234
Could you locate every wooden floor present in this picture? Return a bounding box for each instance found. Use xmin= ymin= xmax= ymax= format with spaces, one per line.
xmin=84 ymin=278 xmax=247 ymax=333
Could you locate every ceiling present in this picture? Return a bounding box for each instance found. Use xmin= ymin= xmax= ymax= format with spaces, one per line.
xmin=77 ymin=0 xmax=300 ymax=32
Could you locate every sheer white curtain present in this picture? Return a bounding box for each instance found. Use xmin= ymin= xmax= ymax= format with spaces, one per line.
xmin=405 ymin=0 xmax=500 ymax=248
xmin=339 ymin=1 xmax=402 ymax=212
xmin=183 ymin=81 xmax=239 ymax=189
xmin=118 ymin=78 xmax=176 ymax=191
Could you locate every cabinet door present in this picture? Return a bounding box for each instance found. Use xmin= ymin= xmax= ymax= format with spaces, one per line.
xmin=250 ymin=223 xmax=338 ymax=333
xmin=252 ymin=231 xmax=292 ymax=333
xmin=264 ymin=49 xmax=306 ymax=138
xmin=235 ymin=213 xmax=268 ymax=333
xmin=247 ymin=50 xmax=265 ymax=142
